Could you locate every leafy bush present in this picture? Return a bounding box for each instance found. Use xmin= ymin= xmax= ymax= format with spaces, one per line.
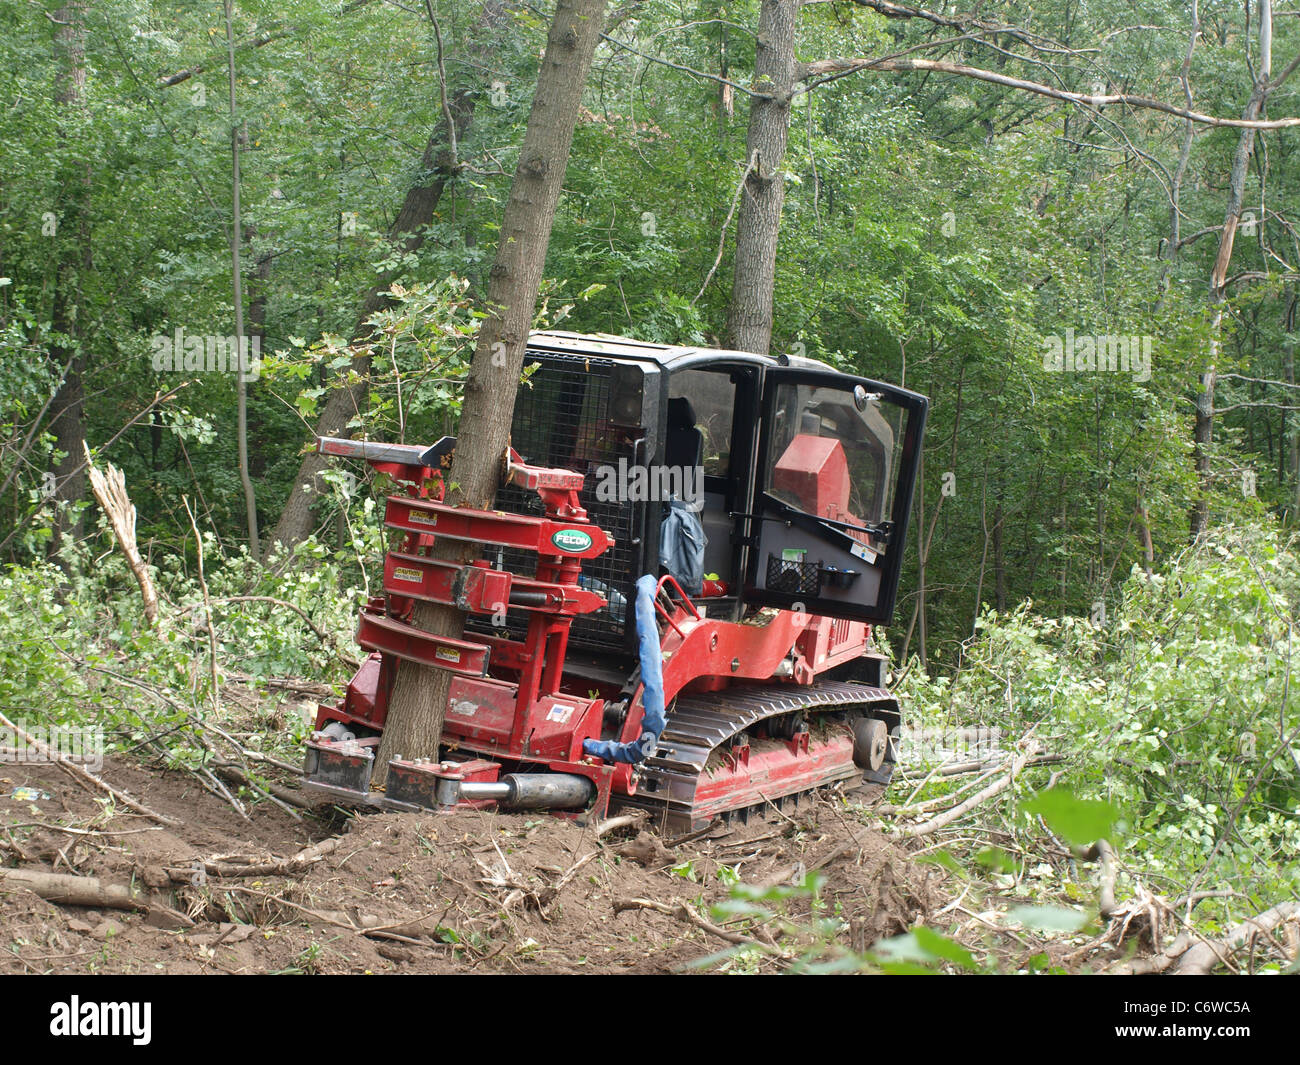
xmin=895 ymin=524 xmax=1300 ymax=908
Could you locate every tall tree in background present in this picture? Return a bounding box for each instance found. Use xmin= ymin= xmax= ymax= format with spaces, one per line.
xmin=267 ymin=0 xmax=507 ymax=557
xmin=726 ymin=0 xmax=798 ymax=355
xmin=1190 ymin=0 xmax=1297 ymax=539
xmin=373 ymin=0 xmax=608 ymax=783
xmin=722 ymin=0 xmax=1300 ymax=541
xmin=225 ymin=0 xmax=259 ymax=558
xmin=46 ymin=1 xmax=91 ymax=556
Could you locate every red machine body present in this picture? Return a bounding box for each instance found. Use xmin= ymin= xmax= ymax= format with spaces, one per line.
xmin=309 ymin=440 xmax=873 ymax=824
xmin=304 ymin=334 xmax=928 ymax=831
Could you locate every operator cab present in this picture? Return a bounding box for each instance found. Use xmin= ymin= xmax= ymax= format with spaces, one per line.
xmin=659 ymin=352 xmax=925 ymax=626
xmin=484 ymin=333 xmax=927 ymax=660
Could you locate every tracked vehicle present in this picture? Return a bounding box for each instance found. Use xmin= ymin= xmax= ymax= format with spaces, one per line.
xmin=303 ymin=332 xmax=927 ymax=832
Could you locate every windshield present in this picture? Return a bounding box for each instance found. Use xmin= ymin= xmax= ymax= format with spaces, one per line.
xmin=763 ymin=381 xmax=905 ymax=543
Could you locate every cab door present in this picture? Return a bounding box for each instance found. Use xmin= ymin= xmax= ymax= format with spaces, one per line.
xmin=743 ymin=368 xmax=928 ymax=624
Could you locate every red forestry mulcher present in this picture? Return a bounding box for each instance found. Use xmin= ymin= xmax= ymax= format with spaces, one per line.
xmin=303 ymin=332 xmax=928 ymax=832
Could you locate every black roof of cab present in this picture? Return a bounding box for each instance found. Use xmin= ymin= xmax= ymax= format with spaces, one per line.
xmin=527 ymin=330 xmax=841 ymax=375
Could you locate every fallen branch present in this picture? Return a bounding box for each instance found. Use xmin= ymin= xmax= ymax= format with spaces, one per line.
xmin=875 ymin=762 xmax=1004 ymax=814
xmin=7 ymin=820 xmax=162 ymax=839
xmin=550 ymin=849 xmax=602 ymax=895
xmin=1108 ymin=933 xmax=1192 ymax=975
xmin=1173 ymin=900 xmax=1300 ymax=975
xmin=210 ymin=763 xmax=309 ymax=819
xmin=1078 ymin=840 xmax=1118 ymax=919
xmin=808 ymin=841 xmax=855 ymax=873
xmin=229 ymin=673 xmax=337 ymax=699
xmin=0 ymin=868 xmax=147 ymax=912
xmin=198 ymin=766 xmax=249 ymax=822
xmin=167 ymin=837 xmax=340 ymax=882
xmin=895 ymin=751 xmax=1064 ymax=782
xmin=223 ymin=885 xmax=447 ymax=946
xmin=894 ymin=747 xmax=1035 ymax=838
xmin=0 ymin=826 xmax=31 ymax=862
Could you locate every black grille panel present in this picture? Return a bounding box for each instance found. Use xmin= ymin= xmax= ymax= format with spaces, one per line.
xmin=470 ymin=351 xmax=641 ymax=652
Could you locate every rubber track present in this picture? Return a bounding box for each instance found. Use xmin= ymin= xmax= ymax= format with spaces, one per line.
xmin=613 ymin=680 xmax=899 ymax=833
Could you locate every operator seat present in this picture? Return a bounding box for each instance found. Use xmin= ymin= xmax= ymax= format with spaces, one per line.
xmin=666 ymin=397 xmax=704 ymax=470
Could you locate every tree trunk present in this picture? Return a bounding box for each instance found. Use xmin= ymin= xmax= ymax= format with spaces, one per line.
xmin=373 ymin=0 xmax=608 ymax=785
xmin=226 ymin=0 xmax=260 ymax=559
xmin=268 ymin=0 xmax=506 ymax=558
xmin=1136 ymin=496 xmax=1154 ymax=576
xmin=1190 ymin=1 xmax=1272 ymax=541
xmin=726 ymin=0 xmax=799 ymax=355
xmin=993 ymin=498 xmax=1006 ymax=611
xmin=0 ymin=869 xmax=146 ymax=913
xmin=1282 ymin=285 xmax=1298 ymax=516
xmin=46 ymin=1 xmax=90 ymax=558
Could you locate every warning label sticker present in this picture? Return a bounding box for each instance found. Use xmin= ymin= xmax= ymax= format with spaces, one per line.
xmin=849 ymin=543 xmax=877 ymax=565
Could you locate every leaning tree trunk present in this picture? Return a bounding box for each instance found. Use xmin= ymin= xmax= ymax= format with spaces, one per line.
xmin=46 ymin=1 xmax=91 ymax=558
xmin=267 ymin=111 xmax=472 ymax=556
xmin=372 ymin=0 xmax=609 ymax=785
xmin=725 ymin=0 xmax=799 ymax=356
xmin=1190 ymin=0 xmax=1274 ymax=541
xmin=268 ymin=0 xmax=506 ymax=558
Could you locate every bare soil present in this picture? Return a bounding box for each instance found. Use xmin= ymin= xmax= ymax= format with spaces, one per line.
xmin=0 ymin=758 xmax=941 ymax=974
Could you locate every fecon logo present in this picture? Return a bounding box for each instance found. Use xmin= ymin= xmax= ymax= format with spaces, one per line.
xmin=551 ymin=529 xmax=593 ymax=553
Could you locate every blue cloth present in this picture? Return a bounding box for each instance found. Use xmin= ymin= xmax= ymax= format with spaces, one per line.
xmin=582 ymin=574 xmax=665 ymax=764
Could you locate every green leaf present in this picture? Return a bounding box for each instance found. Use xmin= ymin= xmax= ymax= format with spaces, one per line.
xmin=974 ymin=847 xmax=1017 ymax=873
xmin=915 ymin=849 xmax=964 ymax=874
xmin=670 ymin=860 xmax=697 ymax=882
xmin=1005 ymin=904 xmax=1089 ymax=933
xmin=1021 ymin=788 xmax=1119 ymax=846
xmin=870 ymin=931 xmax=933 ymax=965
xmin=911 ymin=925 xmax=979 ymax=971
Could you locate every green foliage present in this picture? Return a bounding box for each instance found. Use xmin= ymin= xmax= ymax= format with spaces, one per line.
xmin=1 ymin=0 xmax=1295 ymax=668
xmin=1020 ymin=789 xmax=1120 ymax=848
xmin=897 ymin=524 xmax=1300 ymax=906
xmin=0 ymin=524 xmax=364 ymax=796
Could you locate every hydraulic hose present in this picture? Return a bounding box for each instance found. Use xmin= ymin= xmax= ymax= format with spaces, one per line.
xmin=582 ymin=574 xmax=665 ymax=764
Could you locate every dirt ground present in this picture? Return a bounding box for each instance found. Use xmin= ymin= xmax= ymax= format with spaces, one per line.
xmin=0 ymin=757 xmax=941 ymax=974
